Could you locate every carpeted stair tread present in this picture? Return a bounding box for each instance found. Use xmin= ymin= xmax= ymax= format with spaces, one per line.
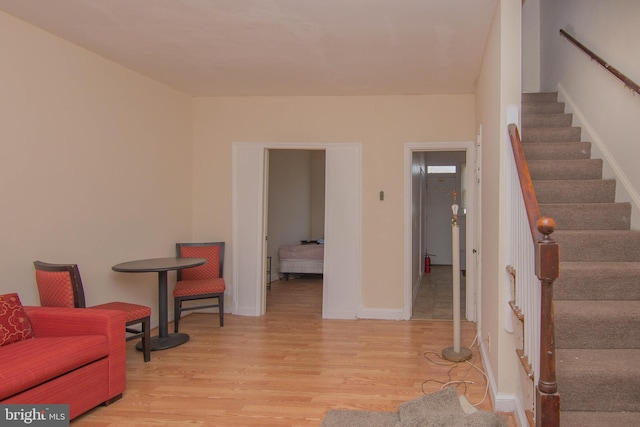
xmin=522 ymin=113 xmax=573 ymax=128
xmin=561 ymin=410 xmax=640 ymax=427
xmin=554 ymin=230 xmax=640 ymax=262
xmin=528 ymin=159 xmax=602 ymax=180
xmin=522 ymin=101 xmax=566 ymax=114
xmin=522 ymin=92 xmax=640 ymax=421
xmin=555 ymin=300 xmax=640 ymax=348
xmin=534 ymin=179 xmax=616 ymax=204
xmin=556 ymin=349 xmax=640 ymax=412
xmin=556 ymin=262 xmax=640 ymax=300
xmin=523 ymin=142 xmax=591 ymax=160
xmin=523 ymin=126 xmax=581 ymax=143
xmin=540 ymin=202 xmax=631 ymax=230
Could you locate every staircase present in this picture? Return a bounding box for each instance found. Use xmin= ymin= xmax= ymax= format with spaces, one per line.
xmin=522 ymin=92 xmax=640 ymax=426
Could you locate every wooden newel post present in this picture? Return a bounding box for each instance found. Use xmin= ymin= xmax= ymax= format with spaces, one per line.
xmin=535 ymin=217 xmax=560 ymax=427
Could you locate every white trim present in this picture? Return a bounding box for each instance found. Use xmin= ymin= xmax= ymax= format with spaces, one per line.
xmin=232 ymin=142 xmax=362 ymax=319
xmin=403 ymin=141 xmax=478 ymax=321
xmin=358 ymin=307 xmax=404 ymax=320
xmin=474 ymin=127 xmax=483 ymax=331
xmin=478 ymin=330 xmax=521 ymax=419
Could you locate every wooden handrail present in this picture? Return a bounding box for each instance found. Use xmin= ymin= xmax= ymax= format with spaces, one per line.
xmin=508 ymin=124 xmax=542 ymax=242
xmin=560 ymin=29 xmax=640 ymax=96
xmin=508 ymin=123 xmax=560 ymax=427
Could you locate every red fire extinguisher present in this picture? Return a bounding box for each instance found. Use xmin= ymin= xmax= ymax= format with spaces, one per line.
xmin=425 ymin=254 xmax=432 ymax=274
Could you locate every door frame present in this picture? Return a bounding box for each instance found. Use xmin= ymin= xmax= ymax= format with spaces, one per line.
xmin=403 ymin=141 xmax=478 ymax=321
xmin=232 ymin=142 xmax=362 ymax=319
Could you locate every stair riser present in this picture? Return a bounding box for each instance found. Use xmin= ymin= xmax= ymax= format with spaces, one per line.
xmin=522 ymin=92 xmax=559 ymax=103
xmin=554 ymin=231 xmax=640 ymax=262
xmin=522 ymin=102 xmax=566 ymax=114
xmin=561 ymin=412 xmax=640 ymax=427
xmin=555 ymin=302 xmax=640 ymax=349
xmin=523 ymin=142 xmax=591 ymax=160
xmin=529 ymin=159 xmax=602 ymax=180
xmin=540 ymin=203 xmax=631 ymax=230
xmin=555 ymin=263 xmax=640 ymax=301
xmin=557 ymin=373 xmax=640 ymax=412
xmin=534 ymin=180 xmax=616 ymax=204
xmin=557 ymin=348 xmax=640 ymax=412
xmin=523 ymin=127 xmax=582 ymax=143
xmin=522 ymin=113 xmax=573 ymax=128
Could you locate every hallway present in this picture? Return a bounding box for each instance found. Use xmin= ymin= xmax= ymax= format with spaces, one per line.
xmin=411 ymin=265 xmax=466 ymax=320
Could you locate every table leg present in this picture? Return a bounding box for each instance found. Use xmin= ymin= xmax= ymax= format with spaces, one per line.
xmin=136 ymin=270 xmax=189 ymax=351
xmin=158 ymin=270 xmax=168 ymax=338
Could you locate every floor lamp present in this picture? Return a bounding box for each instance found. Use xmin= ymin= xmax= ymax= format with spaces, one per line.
xmin=442 ymin=197 xmax=472 ymax=362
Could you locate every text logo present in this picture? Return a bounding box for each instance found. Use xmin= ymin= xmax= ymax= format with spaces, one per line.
xmin=1 ymin=405 xmax=69 ymax=426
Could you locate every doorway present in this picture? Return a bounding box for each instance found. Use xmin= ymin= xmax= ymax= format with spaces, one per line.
xmin=266 ymin=149 xmax=326 ymax=313
xmin=232 ymin=142 xmax=362 ymax=319
xmin=403 ymin=142 xmax=477 ymax=322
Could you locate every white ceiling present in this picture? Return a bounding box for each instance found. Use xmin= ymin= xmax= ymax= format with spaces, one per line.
xmin=0 ymin=0 xmax=497 ymax=97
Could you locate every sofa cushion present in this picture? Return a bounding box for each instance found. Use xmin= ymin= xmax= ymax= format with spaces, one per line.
xmin=0 ymin=293 xmax=34 ymax=347
xmin=0 ymin=335 xmax=109 ymax=400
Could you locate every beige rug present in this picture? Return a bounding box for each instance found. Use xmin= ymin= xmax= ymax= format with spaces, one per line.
xmin=320 ymin=387 xmax=507 ymax=427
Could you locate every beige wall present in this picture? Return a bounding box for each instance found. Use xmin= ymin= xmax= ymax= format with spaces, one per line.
xmin=522 ymin=0 xmax=541 ymax=92
xmin=0 ymin=11 xmax=193 ymax=321
xmin=192 ymin=96 xmax=475 ymax=310
xmin=475 ymin=0 xmax=522 ymax=413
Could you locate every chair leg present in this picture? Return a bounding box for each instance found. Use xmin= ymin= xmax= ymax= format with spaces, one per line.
xmin=219 ymin=294 xmax=224 ymax=327
xmin=174 ymin=298 xmax=181 ymax=333
xmin=142 ymin=317 xmax=151 ymax=362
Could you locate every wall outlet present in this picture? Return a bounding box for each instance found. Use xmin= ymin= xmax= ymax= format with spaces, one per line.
xmin=480 ymin=333 xmax=491 ymax=353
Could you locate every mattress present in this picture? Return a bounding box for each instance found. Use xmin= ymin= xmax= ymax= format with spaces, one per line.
xmin=279 ymin=259 xmax=324 ymax=274
xmin=278 ymin=243 xmax=324 ymax=260
xmin=278 ymin=243 xmax=324 ymax=274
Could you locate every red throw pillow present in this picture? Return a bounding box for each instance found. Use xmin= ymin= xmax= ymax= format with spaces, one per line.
xmin=0 ymin=293 xmax=34 ymax=347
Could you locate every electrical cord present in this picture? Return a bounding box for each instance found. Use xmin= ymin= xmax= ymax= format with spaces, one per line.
xmin=420 ymin=334 xmax=490 ymax=407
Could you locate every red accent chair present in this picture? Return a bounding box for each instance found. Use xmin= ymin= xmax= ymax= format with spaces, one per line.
xmin=33 ymin=261 xmax=151 ymax=362
xmin=174 ymin=242 xmax=226 ymax=332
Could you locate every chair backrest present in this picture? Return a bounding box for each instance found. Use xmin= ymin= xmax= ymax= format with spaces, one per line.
xmin=33 ymin=261 xmax=86 ymax=308
xmin=176 ymin=242 xmax=224 ymax=281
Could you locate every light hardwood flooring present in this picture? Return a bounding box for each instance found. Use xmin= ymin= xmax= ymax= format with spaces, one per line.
xmin=73 ymin=277 xmax=514 ymax=426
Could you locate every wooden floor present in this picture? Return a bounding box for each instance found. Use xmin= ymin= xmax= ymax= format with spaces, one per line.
xmin=73 ymin=277 xmax=514 ymax=426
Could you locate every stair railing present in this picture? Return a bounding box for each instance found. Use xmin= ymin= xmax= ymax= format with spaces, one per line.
xmin=507 ymin=123 xmax=560 ymax=426
xmin=560 ymin=29 xmax=640 ymax=96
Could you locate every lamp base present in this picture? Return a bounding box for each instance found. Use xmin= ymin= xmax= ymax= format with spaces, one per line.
xmin=442 ymin=346 xmax=472 ymax=362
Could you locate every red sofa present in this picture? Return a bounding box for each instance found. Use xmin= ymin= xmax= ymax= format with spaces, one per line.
xmin=0 ymin=305 xmax=126 ymax=420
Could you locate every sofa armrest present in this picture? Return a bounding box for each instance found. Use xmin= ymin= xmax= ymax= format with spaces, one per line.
xmin=23 ymin=306 xmax=126 ymax=397
xmin=24 ymin=306 xmax=125 ymax=341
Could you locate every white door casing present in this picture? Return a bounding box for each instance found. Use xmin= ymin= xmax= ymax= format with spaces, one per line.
xmin=404 ymin=141 xmax=478 ymax=321
xmin=232 ymin=142 xmax=362 ymax=319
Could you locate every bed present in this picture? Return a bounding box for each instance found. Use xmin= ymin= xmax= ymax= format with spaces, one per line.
xmin=278 ymin=242 xmax=324 ymax=279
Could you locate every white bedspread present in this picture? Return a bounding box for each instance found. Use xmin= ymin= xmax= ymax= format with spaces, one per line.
xmin=278 ymin=243 xmax=324 ymax=260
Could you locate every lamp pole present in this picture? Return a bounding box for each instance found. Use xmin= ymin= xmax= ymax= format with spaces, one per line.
xmin=443 ymin=192 xmax=472 ymax=362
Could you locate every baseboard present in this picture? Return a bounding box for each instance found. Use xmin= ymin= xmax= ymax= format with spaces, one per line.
xmin=478 ymin=328 xmax=526 ymax=424
xmin=357 ymin=307 xmax=404 ymax=320
xmin=413 ymin=272 xmax=422 ymax=303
